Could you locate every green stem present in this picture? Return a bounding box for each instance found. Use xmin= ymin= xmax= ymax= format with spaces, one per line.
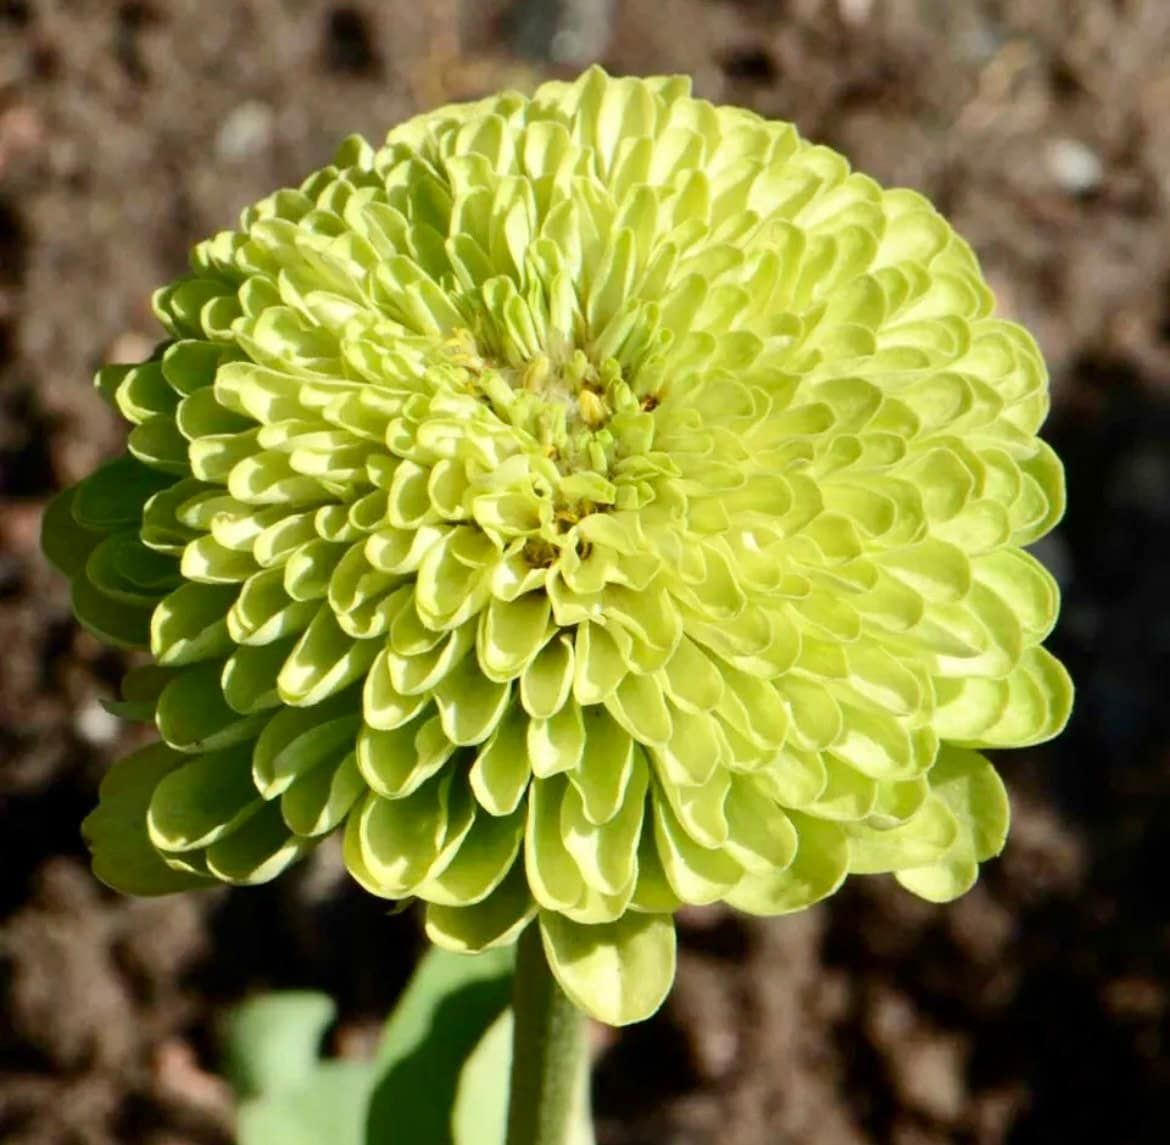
xmin=505 ymin=921 xmax=589 ymax=1145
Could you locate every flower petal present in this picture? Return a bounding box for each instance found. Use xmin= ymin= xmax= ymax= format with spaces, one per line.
xmin=540 ymin=910 xmax=676 ymax=1027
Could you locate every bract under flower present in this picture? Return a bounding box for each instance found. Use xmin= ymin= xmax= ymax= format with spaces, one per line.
xmin=46 ymin=67 xmax=1071 ymax=1025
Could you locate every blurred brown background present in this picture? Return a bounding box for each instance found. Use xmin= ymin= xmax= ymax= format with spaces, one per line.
xmin=2 ymin=2 xmax=1169 ymax=1143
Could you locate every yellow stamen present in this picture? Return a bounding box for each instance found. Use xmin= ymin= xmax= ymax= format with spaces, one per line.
xmin=522 ymin=354 xmax=552 ymax=392
xmin=577 ymin=389 xmax=608 ymax=428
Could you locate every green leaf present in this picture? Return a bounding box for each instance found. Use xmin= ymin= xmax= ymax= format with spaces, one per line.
xmin=365 ymin=946 xmax=514 ymax=1143
xmin=223 ymin=991 xmax=338 ymax=1099
xmin=224 ymin=995 xmax=374 ymax=1145
xmin=451 ymin=1010 xmax=595 ymax=1145
xmin=450 ymin=1010 xmax=513 ymax=1145
xmin=224 ymin=948 xmax=519 ymax=1145
xmin=238 ymin=1061 xmax=374 ymax=1145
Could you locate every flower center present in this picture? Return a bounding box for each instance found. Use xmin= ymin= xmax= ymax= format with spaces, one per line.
xmin=442 ymin=328 xmax=645 ymax=479
xmin=521 ymin=350 xmax=612 ymax=434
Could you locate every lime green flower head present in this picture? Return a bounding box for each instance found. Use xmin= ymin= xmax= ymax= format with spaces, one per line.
xmin=44 ymin=67 xmax=1070 ymax=1025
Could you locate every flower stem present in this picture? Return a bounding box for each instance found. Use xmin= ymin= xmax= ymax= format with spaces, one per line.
xmin=506 ymin=921 xmax=590 ymax=1145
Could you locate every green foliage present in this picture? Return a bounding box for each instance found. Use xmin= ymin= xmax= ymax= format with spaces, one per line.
xmin=223 ymin=990 xmax=338 ymax=1099
xmin=225 ymin=948 xmax=531 ymax=1145
xmin=238 ymin=1059 xmax=373 ymax=1145
xmin=367 ymin=943 xmax=514 ymax=1142
xmin=225 ymin=991 xmax=372 ymax=1145
xmin=222 ymin=947 xmax=594 ymax=1144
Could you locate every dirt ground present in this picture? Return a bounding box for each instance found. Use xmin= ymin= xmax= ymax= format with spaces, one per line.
xmin=2 ymin=2 xmax=1170 ymax=1143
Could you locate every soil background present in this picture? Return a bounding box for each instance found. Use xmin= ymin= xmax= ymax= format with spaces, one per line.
xmin=2 ymin=2 xmax=1170 ymax=1143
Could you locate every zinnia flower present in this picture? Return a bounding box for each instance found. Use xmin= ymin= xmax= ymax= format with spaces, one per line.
xmin=44 ymin=67 xmax=1070 ymax=1024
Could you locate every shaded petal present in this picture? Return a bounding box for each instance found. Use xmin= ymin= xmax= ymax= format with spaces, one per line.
xmin=540 ymin=910 xmax=676 ymax=1027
